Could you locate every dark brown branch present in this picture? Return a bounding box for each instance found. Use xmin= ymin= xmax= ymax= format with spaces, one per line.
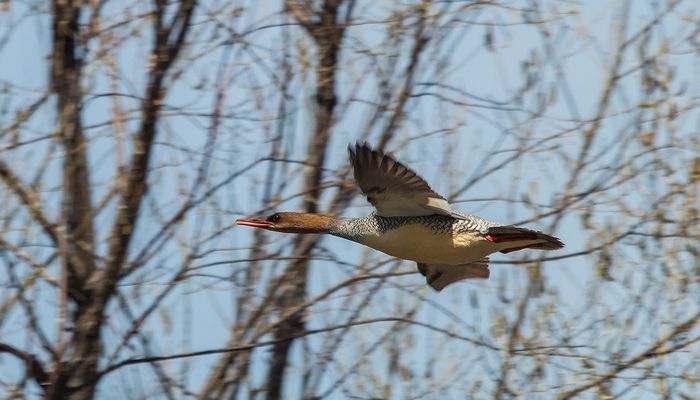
xmin=53 ymin=0 xmax=198 ymax=398
xmin=103 ymin=0 xmax=197 ymax=293
xmin=0 ymin=343 xmax=49 ymax=393
xmin=377 ymin=5 xmax=428 ymax=150
xmin=101 ymin=316 xmax=497 ymax=378
xmin=47 ymin=0 xmax=96 ymax=396
xmin=265 ymin=1 xmax=346 ymax=398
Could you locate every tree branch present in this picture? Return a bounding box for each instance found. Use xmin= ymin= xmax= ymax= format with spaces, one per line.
xmin=0 ymin=343 xmax=49 ymax=392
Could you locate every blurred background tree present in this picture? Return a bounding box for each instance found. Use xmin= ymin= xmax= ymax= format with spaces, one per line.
xmin=0 ymin=0 xmax=699 ymax=398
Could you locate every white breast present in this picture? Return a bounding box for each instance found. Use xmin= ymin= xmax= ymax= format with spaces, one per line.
xmin=358 ymin=223 xmax=497 ymax=264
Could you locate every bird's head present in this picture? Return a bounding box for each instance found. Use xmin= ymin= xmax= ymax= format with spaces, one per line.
xmin=236 ymin=212 xmax=334 ymax=234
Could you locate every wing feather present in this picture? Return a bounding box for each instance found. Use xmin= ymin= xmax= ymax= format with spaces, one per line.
xmin=417 ymin=259 xmax=490 ymax=291
xmin=348 ymin=142 xmax=454 ymax=217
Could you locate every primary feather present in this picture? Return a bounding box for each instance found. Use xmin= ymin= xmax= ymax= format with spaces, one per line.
xmin=348 ymin=143 xmax=454 ymax=217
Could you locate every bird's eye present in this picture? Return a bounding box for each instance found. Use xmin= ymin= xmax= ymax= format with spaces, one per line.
xmin=267 ymin=213 xmax=281 ymax=223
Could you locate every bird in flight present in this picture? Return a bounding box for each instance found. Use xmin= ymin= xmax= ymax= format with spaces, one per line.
xmin=237 ymin=143 xmax=564 ymax=291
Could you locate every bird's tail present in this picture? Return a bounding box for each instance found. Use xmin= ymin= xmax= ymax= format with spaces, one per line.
xmin=486 ymin=226 xmax=564 ymax=254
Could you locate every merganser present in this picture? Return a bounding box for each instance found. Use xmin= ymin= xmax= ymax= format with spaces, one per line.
xmin=236 ymin=143 xmax=564 ymax=291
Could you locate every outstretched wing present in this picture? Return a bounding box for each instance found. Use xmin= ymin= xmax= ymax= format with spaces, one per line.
xmin=348 ymin=142 xmax=454 ymax=217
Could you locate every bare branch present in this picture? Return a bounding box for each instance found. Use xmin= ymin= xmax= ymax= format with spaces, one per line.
xmin=0 ymin=343 xmax=48 ymax=392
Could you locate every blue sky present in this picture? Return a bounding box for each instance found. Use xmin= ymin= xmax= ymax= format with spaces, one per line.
xmin=1 ymin=0 xmax=699 ymax=398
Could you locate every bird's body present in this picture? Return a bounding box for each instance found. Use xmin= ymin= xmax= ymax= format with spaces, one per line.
xmin=237 ymin=143 xmax=564 ymax=291
xmin=329 ymin=213 xmax=538 ymax=265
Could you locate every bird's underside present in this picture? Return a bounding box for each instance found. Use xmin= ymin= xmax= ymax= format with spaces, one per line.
xmin=354 ymin=216 xmax=564 ymax=291
xmin=414 ymin=226 xmax=563 ymax=290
